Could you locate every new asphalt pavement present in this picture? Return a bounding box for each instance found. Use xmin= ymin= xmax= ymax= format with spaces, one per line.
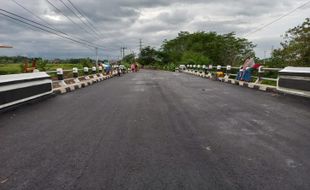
xmin=1 ymin=70 xmax=310 ymax=190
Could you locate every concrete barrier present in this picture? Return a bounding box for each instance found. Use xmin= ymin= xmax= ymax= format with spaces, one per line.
xmin=277 ymin=67 xmax=310 ymax=97
xmin=0 ymin=72 xmax=52 ymax=109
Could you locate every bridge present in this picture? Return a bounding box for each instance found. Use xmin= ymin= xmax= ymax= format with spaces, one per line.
xmin=1 ymin=69 xmax=310 ymax=189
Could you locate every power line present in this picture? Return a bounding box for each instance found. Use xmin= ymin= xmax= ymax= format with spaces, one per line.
xmin=45 ymin=0 xmax=97 ymax=41
xmin=58 ymin=0 xmax=101 ymax=40
xmin=65 ymin=0 xmax=103 ymax=38
xmin=0 ymin=10 xmax=96 ymax=50
xmin=66 ymin=0 xmax=104 ymax=38
xmin=0 ymin=8 xmax=106 ymax=50
xmin=11 ymin=0 xmax=53 ymax=28
xmin=11 ymin=1 xmax=87 ymax=44
xmin=2 ymin=3 xmax=122 ymax=54
xmin=243 ymin=0 xmax=310 ymax=37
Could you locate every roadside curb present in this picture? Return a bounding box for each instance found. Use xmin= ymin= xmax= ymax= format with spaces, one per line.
xmin=52 ymin=74 xmax=116 ymax=95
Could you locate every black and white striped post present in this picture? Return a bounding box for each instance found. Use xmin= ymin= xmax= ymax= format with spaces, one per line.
xmin=57 ymin=68 xmax=64 ymax=81
xmin=225 ymin=65 xmax=231 ymax=80
xmin=215 ymin=65 xmax=222 ymax=80
xmin=197 ymin=65 xmax=202 ymax=75
xmin=73 ymin=67 xmax=79 ymax=83
xmin=83 ymin=67 xmax=90 ymax=80
xmin=217 ymin=65 xmax=222 ymax=72
xmin=73 ymin=68 xmax=79 ymax=78
xmin=83 ymin=67 xmax=89 ymax=75
xmin=202 ymin=65 xmax=207 ymax=76
xmin=57 ymin=68 xmax=67 ymax=87
xmin=92 ymin=66 xmax=99 ymax=82
xmin=207 ymin=65 xmax=213 ymax=78
xmin=98 ymin=66 xmax=104 ymax=79
xmin=92 ymin=66 xmax=97 ymax=74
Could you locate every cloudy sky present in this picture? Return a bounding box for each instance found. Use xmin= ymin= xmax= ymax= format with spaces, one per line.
xmin=0 ymin=0 xmax=309 ymax=60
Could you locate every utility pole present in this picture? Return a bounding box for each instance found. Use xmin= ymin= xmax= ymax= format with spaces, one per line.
xmin=121 ymin=47 xmax=127 ymax=59
xmin=95 ymin=47 xmax=98 ymax=67
xmin=120 ymin=47 xmax=123 ymax=60
xmin=139 ymin=39 xmax=142 ymax=54
xmin=263 ymin=50 xmax=266 ymax=65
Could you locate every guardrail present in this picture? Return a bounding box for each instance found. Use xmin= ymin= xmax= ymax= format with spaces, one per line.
xmin=182 ymin=65 xmax=281 ymax=85
xmin=180 ymin=64 xmax=310 ymax=98
xmin=0 ymin=66 xmax=126 ymax=110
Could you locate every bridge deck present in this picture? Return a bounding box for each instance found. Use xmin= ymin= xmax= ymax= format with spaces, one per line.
xmin=1 ymin=70 xmax=310 ymax=190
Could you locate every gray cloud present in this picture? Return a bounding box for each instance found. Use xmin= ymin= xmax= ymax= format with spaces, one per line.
xmin=0 ymin=0 xmax=309 ymax=59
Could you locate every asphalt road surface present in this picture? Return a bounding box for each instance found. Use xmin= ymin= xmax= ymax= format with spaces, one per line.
xmin=1 ymin=70 xmax=310 ymax=190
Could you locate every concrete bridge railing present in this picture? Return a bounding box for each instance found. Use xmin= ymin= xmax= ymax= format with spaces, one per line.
xmin=0 ymin=66 xmax=124 ymax=110
xmin=180 ymin=64 xmax=310 ymax=98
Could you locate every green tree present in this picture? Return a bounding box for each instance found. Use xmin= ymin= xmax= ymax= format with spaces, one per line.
xmin=36 ymin=59 xmax=48 ymax=71
xmin=271 ymin=18 xmax=310 ymax=67
xmin=138 ymin=46 xmax=159 ymax=66
xmin=160 ymin=31 xmax=254 ymax=66
xmin=122 ymin=53 xmax=135 ymax=64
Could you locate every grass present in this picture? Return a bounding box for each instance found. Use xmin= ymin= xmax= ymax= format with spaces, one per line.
xmin=0 ymin=64 xmax=21 ymax=75
xmin=0 ymin=63 xmax=85 ymax=75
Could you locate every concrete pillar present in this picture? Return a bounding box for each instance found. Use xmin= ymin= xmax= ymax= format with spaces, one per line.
xmin=73 ymin=67 xmax=79 ymax=78
xmin=57 ymin=68 xmax=64 ymax=81
xmin=256 ymin=66 xmax=264 ymax=84
xmin=83 ymin=67 xmax=89 ymax=75
xmin=92 ymin=66 xmax=97 ymax=74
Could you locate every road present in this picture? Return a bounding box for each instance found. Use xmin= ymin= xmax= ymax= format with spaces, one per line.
xmin=1 ymin=70 xmax=310 ymax=190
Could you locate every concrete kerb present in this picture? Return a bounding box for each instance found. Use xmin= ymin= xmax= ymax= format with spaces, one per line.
xmin=52 ymin=74 xmax=112 ymax=94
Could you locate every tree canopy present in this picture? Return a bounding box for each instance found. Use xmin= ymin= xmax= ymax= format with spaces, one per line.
xmin=137 ymin=31 xmax=255 ymax=70
xmin=271 ymin=18 xmax=310 ymax=67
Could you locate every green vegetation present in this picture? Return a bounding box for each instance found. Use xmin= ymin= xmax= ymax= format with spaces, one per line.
xmin=136 ymin=18 xmax=309 ymax=71
xmin=0 ymin=57 xmax=94 ymax=75
xmin=121 ymin=53 xmax=135 ymax=68
xmin=0 ymin=64 xmax=22 ymax=75
xmin=268 ymin=18 xmax=310 ymax=67
xmin=137 ymin=31 xmax=255 ymax=71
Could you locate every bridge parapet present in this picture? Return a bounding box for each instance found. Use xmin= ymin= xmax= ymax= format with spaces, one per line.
xmin=0 ymin=66 xmax=127 ymax=110
xmin=180 ymin=65 xmax=310 ymax=98
xmin=0 ymin=72 xmax=52 ymax=110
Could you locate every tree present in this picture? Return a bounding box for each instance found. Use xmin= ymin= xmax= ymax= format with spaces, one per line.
xmin=122 ymin=53 xmax=135 ymax=64
xmin=160 ymin=31 xmax=255 ymax=66
xmin=271 ymin=18 xmax=310 ymax=67
xmin=138 ymin=46 xmax=159 ymax=66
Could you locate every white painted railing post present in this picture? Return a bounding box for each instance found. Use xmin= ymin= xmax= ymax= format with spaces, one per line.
xmin=256 ymin=66 xmax=264 ymax=84
xmin=225 ymin=65 xmax=231 ymax=80
xmin=84 ymin=67 xmax=90 ymax=80
xmin=73 ymin=67 xmax=80 ymax=83
xmin=57 ymin=68 xmax=64 ymax=81
xmin=57 ymin=68 xmax=67 ymax=87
